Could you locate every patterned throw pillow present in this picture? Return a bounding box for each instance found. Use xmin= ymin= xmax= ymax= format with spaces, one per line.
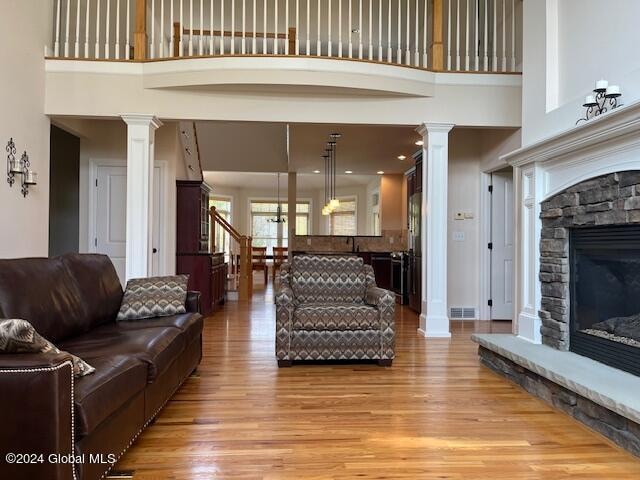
xmin=0 ymin=319 xmax=95 ymax=377
xmin=117 ymin=275 xmax=189 ymax=321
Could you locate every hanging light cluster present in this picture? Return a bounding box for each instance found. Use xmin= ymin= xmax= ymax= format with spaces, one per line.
xmin=322 ymin=133 xmax=341 ymax=216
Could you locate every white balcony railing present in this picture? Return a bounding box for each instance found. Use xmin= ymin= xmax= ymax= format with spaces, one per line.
xmin=48 ymin=0 xmax=521 ymax=72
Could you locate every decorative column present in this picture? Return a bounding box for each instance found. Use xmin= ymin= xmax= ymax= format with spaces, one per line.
xmin=287 ymin=172 xmax=297 ymax=260
xmin=417 ymin=123 xmax=454 ymax=338
xmin=514 ymin=163 xmax=542 ymax=343
xmin=121 ymin=114 xmax=163 ymax=280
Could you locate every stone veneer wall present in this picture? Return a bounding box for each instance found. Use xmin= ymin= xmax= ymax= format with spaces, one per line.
xmin=479 ymin=346 xmax=640 ymax=457
xmin=539 ymin=171 xmax=640 ymax=350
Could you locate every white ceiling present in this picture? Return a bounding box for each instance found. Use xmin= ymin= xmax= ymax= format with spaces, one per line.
xmin=289 ymin=123 xmax=419 ymax=174
xmin=195 ymin=121 xmax=420 ymax=175
xmin=197 ymin=121 xmax=288 ymax=172
xmin=203 ymin=171 xmax=379 ymax=191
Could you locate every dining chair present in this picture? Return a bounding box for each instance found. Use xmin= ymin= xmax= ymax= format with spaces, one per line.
xmin=251 ymin=246 xmax=268 ymax=284
xmin=272 ymin=246 xmax=288 ymax=280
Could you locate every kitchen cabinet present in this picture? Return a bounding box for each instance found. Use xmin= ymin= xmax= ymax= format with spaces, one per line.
xmin=371 ymin=253 xmax=392 ymax=291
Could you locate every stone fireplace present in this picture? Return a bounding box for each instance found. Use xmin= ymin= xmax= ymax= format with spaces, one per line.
xmin=539 ymin=171 xmax=640 ymax=376
xmin=472 ymin=103 xmax=640 ymax=458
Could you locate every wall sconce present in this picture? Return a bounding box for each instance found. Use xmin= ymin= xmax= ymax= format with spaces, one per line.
xmin=576 ymin=79 xmax=622 ymax=124
xmin=6 ymin=138 xmax=20 ymax=186
xmin=6 ymin=138 xmax=37 ymax=197
xmin=20 ymin=151 xmax=37 ymax=197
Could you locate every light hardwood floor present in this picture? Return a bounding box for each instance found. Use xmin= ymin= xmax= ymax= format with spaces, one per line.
xmin=117 ymin=284 xmax=640 ymax=479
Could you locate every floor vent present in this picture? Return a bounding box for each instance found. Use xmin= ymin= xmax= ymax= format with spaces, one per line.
xmin=450 ymin=307 xmax=477 ymax=319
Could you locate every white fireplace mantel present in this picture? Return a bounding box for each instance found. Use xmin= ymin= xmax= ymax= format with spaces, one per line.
xmin=500 ymin=100 xmax=640 ymax=343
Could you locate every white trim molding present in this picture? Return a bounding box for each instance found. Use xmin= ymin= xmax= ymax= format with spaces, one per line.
xmin=121 ymin=114 xmax=163 ymax=280
xmin=502 ymin=101 xmax=640 ymax=343
xmin=416 ymin=122 xmax=454 ymax=338
xmin=45 ymin=57 xmax=521 ymax=99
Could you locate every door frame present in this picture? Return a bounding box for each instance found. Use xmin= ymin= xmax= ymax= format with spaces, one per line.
xmin=479 ymin=171 xmax=493 ymax=321
xmin=479 ymin=167 xmax=515 ymax=322
xmin=87 ymin=159 xmax=168 ymax=275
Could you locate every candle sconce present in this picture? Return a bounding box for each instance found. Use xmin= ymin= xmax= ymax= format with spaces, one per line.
xmin=6 ymin=138 xmax=20 ymax=186
xmin=576 ymin=79 xmax=622 ymax=125
xmin=6 ymin=138 xmax=37 ymax=197
xmin=20 ymin=151 xmax=37 ymax=197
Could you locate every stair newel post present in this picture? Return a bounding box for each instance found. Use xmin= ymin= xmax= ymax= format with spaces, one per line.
xmin=210 ymin=205 xmax=216 ymax=254
xmin=238 ymin=235 xmax=250 ymax=301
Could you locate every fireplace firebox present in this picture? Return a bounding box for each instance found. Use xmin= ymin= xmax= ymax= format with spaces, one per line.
xmin=570 ymin=225 xmax=640 ymax=376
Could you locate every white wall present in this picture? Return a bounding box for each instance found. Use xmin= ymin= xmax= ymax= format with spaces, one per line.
xmin=434 ymin=127 xmax=521 ymax=316
xmin=521 ymin=0 xmax=640 ymax=146
xmin=0 ymin=1 xmax=51 ymax=258
xmin=480 ymin=128 xmax=522 ymax=172
xmin=75 ymin=119 xmax=183 ymax=276
xmin=447 ymin=129 xmax=482 ymax=311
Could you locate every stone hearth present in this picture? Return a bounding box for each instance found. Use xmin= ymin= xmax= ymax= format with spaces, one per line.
xmin=539 ymin=170 xmax=640 ymax=350
xmin=472 ymin=334 xmax=640 ymax=457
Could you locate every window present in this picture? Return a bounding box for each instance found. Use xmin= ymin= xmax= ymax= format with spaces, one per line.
xmin=250 ymin=200 xmax=311 ymax=251
xmin=210 ymin=197 xmax=232 ymax=262
xmin=330 ymin=197 xmax=357 ymax=235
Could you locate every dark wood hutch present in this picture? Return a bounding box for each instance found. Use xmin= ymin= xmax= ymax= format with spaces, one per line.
xmin=176 ymin=180 xmax=227 ymax=315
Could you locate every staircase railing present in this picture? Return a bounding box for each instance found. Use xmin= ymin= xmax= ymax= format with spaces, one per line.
xmin=210 ymin=205 xmax=252 ymax=301
xmin=48 ymin=0 xmax=522 ymax=73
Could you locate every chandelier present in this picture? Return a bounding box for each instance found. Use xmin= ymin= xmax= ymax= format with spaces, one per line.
xmin=268 ymin=172 xmax=286 ymax=223
xmin=322 ymin=133 xmax=341 ymax=216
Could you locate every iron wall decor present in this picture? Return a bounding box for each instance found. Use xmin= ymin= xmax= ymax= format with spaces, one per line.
xmin=576 ymin=79 xmax=622 ymax=124
xmin=5 ymin=138 xmax=37 ymax=197
xmin=6 ymin=138 xmax=19 ymax=186
xmin=20 ymin=151 xmax=37 ymax=197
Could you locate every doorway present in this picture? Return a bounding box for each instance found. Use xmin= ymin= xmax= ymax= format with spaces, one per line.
xmin=90 ymin=162 xmax=163 ymax=284
xmin=49 ymin=125 xmax=80 ymax=256
xmin=488 ymin=168 xmax=514 ymax=320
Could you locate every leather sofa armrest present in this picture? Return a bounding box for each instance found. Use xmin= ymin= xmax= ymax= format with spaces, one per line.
xmin=365 ymin=286 xmax=396 ymax=360
xmin=275 ymin=284 xmax=295 ymax=360
xmin=0 ymin=352 xmax=75 ymax=480
xmin=185 ymin=290 xmax=201 ymax=313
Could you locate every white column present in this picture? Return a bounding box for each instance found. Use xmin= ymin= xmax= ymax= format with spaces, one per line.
xmin=417 ymin=123 xmax=454 ymax=338
xmin=121 ymin=114 xmax=163 ymax=281
xmin=514 ymin=164 xmax=542 ymax=343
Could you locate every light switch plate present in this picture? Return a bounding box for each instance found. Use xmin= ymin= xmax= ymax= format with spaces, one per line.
xmin=306 ymin=238 xmax=312 ymax=245
xmin=464 ymin=212 xmax=474 ymax=219
xmin=454 ymin=212 xmax=465 ymax=220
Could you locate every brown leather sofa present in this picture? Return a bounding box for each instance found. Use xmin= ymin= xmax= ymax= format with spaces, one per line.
xmin=0 ymin=254 xmax=204 ymax=480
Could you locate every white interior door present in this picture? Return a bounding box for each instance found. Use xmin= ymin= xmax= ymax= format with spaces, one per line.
xmin=95 ymin=164 xmax=161 ymax=285
xmin=490 ymin=171 xmax=514 ymax=320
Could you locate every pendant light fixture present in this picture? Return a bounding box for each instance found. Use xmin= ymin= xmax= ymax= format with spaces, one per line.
xmin=268 ymin=172 xmax=286 ymax=223
xmin=322 ymin=132 xmax=341 ymax=215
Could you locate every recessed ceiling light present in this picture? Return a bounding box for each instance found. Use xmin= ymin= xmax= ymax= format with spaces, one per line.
xmin=415 ymin=140 xmax=424 ymax=146
xmin=345 ymin=170 xmax=353 ymax=174
xmin=313 ymin=170 xmax=320 ymax=173
xmin=397 ymin=155 xmax=406 ymax=160
xmin=377 ymin=171 xmax=384 ymax=175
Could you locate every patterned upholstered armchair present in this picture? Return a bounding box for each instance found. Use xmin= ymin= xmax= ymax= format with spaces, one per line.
xmin=275 ymin=255 xmax=395 ymax=367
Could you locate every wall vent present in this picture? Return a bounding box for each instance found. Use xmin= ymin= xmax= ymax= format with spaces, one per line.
xmin=449 ymin=307 xmax=477 ymax=319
